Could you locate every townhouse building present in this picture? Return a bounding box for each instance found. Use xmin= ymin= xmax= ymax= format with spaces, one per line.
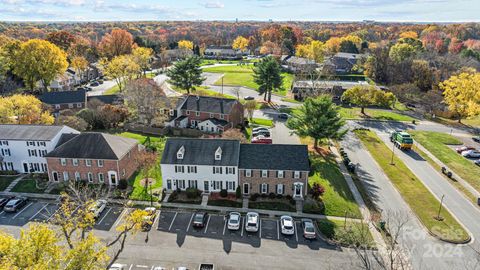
xmin=161 ymin=138 xmax=310 ymax=198
xmin=45 ymin=133 xmax=141 ymax=186
xmin=166 ymin=95 xmax=244 ymax=134
xmin=0 ymin=125 xmax=79 ymax=173
xmin=39 ymin=89 xmax=87 ymax=116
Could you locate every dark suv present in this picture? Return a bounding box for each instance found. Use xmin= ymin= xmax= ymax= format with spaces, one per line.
xmin=192 ymin=212 xmax=208 ymax=228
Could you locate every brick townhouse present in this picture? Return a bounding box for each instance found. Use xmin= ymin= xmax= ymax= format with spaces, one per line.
xmin=166 ymin=95 xmax=244 ymax=134
xmin=39 ymin=89 xmax=87 ymax=117
xmin=45 ymin=133 xmax=142 ymax=185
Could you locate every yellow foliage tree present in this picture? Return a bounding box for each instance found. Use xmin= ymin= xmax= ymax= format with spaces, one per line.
xmin=100 ymin=55 xmax=140 ymax=91
xmin=12 ymin=39 xmax=68 ymax=92
xmin=440 ymin=71 xmax=480 ymax=122
xmin=71 ymin=56 xmax=89 ymax=79
xmin=325 ymin=37 xmax=342 ymax=53
xmin=132 ymin=47 xmax=154 ymax=76
xmin=0 ymin=94 xmax=54 ymax=125
xmin=178 ymin=40 xmax=194 ymax=50
xmin=399 ymin=31 xmax=419 ymax=39
xmin=232 ymin=36 xmax=249 ymax=51
xmin=342 ymin=35 xmax=363 ymax=50
xmin=295 ymin=40 xmax=325 ymax=63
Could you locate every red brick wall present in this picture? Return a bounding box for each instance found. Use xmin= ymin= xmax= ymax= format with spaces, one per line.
xmin=118 ymin=145 xmax=141 ymax=180
xmin=181 ymin=101 xmax=244 ymax=129
xmin=239 ymin=169 xmax=308 ymax=196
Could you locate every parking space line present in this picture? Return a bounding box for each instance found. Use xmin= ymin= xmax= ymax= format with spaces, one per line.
xmin=136 ymin=265 xmax=148 ymax=268
xmin=295 ymin=221 xmax=299 ymax=242
xmin=204 ymin=215 xmax=211 ymax=234
xmin=96 ymin=207 xmax=112 ymax=225
xmin=46 ymin=205 xmax=61 ymax=222
xmin=12 ymin=202 xmax=33 ymax=219
xmin=152 ymin=210 xmax=161 ymax=229
xmin=259 ymin=219 xmax=262 ymax=238
xmin=186 ymin=213 xmax=194 ymax=232
xmin=241 ymin=217 xmax=244 ymax=237
xmin=277 ymin=220 xmax=280 ymax=240
xmin=128 ymin=264 xmax=133 ymax=270
xmin=29 ymin=203 xmax=49 ymax=221
xmin=168 ymin=212 xmax=178 ymax=231
xmin=112 ymin=208 xmax=128 ymax=228
xmin=222 ymin=218 xmax=227 ymax=235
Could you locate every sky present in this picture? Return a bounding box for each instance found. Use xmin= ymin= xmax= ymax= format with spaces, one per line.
xmin=0 ymin=0 xmax=479 ymax=22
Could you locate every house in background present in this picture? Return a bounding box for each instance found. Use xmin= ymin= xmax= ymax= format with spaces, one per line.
xmin=161 ymin=138 xmax=310 ymax=198
xmin=48 ymin=68 xmax=81 ymax=91
xmin=0 ymin=124 xmax=79 ymax=173
xmin=281 ymin=55 xmax=318 ymax=73
xmin=166 ymin=95 xmax=244 ymax=134
xmin=40 ymin=89 xmax=87 ymax=117
xmin=204 ymin=45 xmax=243 ymax=60
xmin=291 ymin=80 xmax=376 ymax=102
xmin=45 ymin=133 xmax=141 ymax=186
xmin=322 ymin=52 xmax=365 ymax=74
xmin=87 ymin=94 xmax=124 ymax=106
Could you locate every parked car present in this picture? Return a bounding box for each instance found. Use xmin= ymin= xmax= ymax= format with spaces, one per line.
xmin=456 ymin=146 xmax=476 ymax=153
xmin=244 ymin=96 xmax=255 ymax=100
xmin=251 ymin=136 xmax=272 ymax=144
xmin=142 ymin=207 xmax=157 ymax=231
xmin=461 ymin=150 xmax=480 ymax=158
xmin=252 ymin=130 xmax=271 ymax=138
xmin=245 ymin=212 xmax=259 ymax=232
xmin=192 ymin=212 xmax=208 ymax=228
xmin=278 ymin=113 xmax=290 ymax=119
xmin=0 ymin=197 xmax=14 ymax=209
xmin=473 ymin=136 xmax=480 ymax=143
xmin=252 ymin=127 xmax=269 ymax=132
xmin=89 ymin=199 xmax=107 ymax=218
xmin=301 ymin=218 xmax=317 ymax=239
xmin=108 ymin=264 xmax=126 ymax=270
xmin=280 ymin=215 xmax=295 ymax=235
xmin=227 ymin=212 xmax=241 ymax=230
xmin=98 ymin=79 xmax=104 ymax=84
xmin=85 ymin=86 xmax=93 ymax=91
xmin=90 ymin=81 xmax=100 ymax=87
xmin=475 ymin=159 xmax=480 ymax=166
xmin=3 ymin=197 xmax=27 ymax=213
xmin=152 ymin=267 xmax=166 ymax=270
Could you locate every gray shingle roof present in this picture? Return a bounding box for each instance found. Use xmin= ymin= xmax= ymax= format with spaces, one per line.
xmin=40 ymin=89 xmax=86 ymax=105
xmin=46 ymin=133 xmax=137 ymax=160
xmin=239 ymin=144 xmax=310 ymax=171
xmin=87 ymin=94 xmax=124 ymax=105
xmin=180 ymin=95 xmax=239 ymax=114
xmin=0 ymin=125 xmax=67 ymax=141
xmin=161 ymin=138 xmax=240 ymax=166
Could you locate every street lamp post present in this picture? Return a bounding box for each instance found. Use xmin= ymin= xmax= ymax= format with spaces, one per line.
xmin=390 ymin=141 xmax=396 ymax=165
xmin=221 ymin=75 xmax=224 ymax=95
xmin=436 ymin=194 xmax=445 ymax=220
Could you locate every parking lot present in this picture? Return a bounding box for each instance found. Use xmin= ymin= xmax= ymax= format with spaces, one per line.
xmin=156 ymin=210 xmax=325 ymax=250
xmin=0 ymin=199 xmax=123 ymax=231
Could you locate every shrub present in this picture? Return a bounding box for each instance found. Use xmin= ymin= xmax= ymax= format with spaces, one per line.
xmin=268 ymin=192 xmax=276 ymax=199
xmin=235 ymin=186 xmax=241 ymax=198
xmin=118 ymin=179 xmax=128 ymax=190
xmin=285 ymin=195 xmax=292 ymax=200
xmin=0 ymin=170 xmax=17 ymax=175
xmin=176 ymin=187 xmax=182 ymax=194
xmin=220 ymin=189 xmax=228 ymax=198
xmin=168 ymin=191 xmax=178 ymax=202
xmin=303 ymin=199 xmax=325 ymax=214
xmin=260 ymin=193 xmax=267 ymax=198
xmin=186 ymin=188 xmax=201 ymax=199
xmin=250 ymin=193 xmax=259 ymax=201
xmin=276 ymin=194 xmax=283 ymax=199
xmin=310 ymin=183 xmax=325 ymax=198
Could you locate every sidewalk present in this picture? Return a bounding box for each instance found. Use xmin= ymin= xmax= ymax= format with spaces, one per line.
xmin=3 ymin=174 xmax=28 ymax=192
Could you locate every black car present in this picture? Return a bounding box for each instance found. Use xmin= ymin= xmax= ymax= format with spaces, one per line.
xmin=0 ymin=197 xmax=14 ymax=209
xmin=192 ymin=212 xmax=208 ymax=228
xmin=90 ymin=81 xmax=100 ymax=87
xmin=473 ymin=136 xmax=480 ymax=143
xmin=278 ymin=113 xmax=290 ymax=119
xmin=3 ymin=197 xmax=27 ymax=212
xmin=244 ymin=96 xmax=255 ymax=100
xmin=252 ymin=130 xmax=271 ymax=138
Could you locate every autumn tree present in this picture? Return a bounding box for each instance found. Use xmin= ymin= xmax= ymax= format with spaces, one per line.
xmin=98 ymin=104 xmax=129 ymax=129
xmin=440 ymin=71 xmax=480 ymax=122
xmin=399 ymin=31 xmax=418 ymax=39
xmin=342 ymin=85 xmax=395 ymax=114
xmin=135 ymin=150 xmax=158 ymax=205
xmin=56 ymin=109 xmax=88 ymax=131
xmin=339 ymin=39 xmax=359 ymax=54
xmin=100 ymin=55 xmax=140 ymax=91
xmin=232 ymin=36 xmax=249 ymax=52
xmin=71 ymin=56 xmax=89 ymax=80
xmin=132 ymin=47 xmax=154 ymax=76
xmin=98 ymin=29 xmax=135 ymax=59
xmin=286 ymin=95 xmax=346 ymax=148
xmin=253 ymin=56 xmax=283 ymax=102
xmin=325 ymin=37 xmax=342 ymax=53
xmin=12 ymin=39 xmax=68 ymax=91
xmin=389 ymin=43 xmax=417 ymax=63
xmin=46 ymin=30 xmax=76 ymax=51
xmin=124 ymin=78 xmax=171 ymax=126
xmin=411 ymin=59 xmax=433 ymax=91
xmin=166 ymin=56 xmax=205 ymax=94
xmin=0 ymin=94 xmax=54 ymax=125
xmin=259 ymin=41 xmax=281 ymax=55
xmin=222 ymin=129 xmax=248 ymax=143
xmin=244 ymin=100 xmax=257 ymax=120
xmin=295 ymin=40 xmax=325 ymax=63
xmin=178 ymin=40 xmax=194 ymax=50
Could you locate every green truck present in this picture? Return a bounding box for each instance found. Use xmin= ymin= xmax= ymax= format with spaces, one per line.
xmin=390 ymin=131 xmax=414 ymax=150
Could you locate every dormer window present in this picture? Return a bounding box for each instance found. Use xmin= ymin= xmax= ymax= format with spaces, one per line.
xmin=177 ymin=146 xmax=185 ymax=160
xmin=215 ymin=147 xmax=222 ymax=160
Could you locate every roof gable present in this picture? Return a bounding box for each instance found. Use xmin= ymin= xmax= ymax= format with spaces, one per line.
xmin=40 ymin=89 xmax=86 ymax=105
xmin=0 ymin=125 xmax=70 ymax=141
xmin=239 ymin=144 xmax=310 ymax=171
xmin=179 ymin=95 xmax=239 ymax=114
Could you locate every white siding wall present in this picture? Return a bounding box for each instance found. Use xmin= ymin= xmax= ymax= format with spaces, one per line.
xmin=198 ymin=120 xmax=220 ymax=133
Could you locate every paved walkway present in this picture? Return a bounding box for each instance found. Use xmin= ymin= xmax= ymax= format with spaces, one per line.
xmin=3 ymin=174 xmax=27 ymax=192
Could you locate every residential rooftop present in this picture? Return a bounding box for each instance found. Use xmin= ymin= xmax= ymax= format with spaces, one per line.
xmin=0 ymin=124 xmax=72 ymax=141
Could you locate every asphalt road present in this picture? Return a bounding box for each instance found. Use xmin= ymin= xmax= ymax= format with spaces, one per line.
xmin=344 ymin=121 xmax=480 ymax=269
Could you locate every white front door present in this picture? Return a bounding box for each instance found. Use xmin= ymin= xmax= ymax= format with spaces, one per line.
xmin=108 ymin=171 xmax=118 ymax=185
xmin=293 ymin=182 xmax=303 ymax=198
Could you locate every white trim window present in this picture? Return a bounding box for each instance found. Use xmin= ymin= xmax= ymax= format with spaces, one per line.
xmin=277 ymin=184 xmax=284 ymax=194
xmin=186 ymin=110 xmax=190 ymax=115
xmin=76 ymin=103 xmax=82 ymax=108
xmin=210 ymin=113 xmax=214 ymax=118
xmin=294 ymin=171 xmax=300 ymax=179
xmin=277 ymin=170 xmax=284 ymax=178
xmin=261 ymin=170 xmax=268 ymax=178
xmin=261 ymin=183 xmax=268 ymax=194
xmin=68 ymin=103 xmax=74 ymax=109
xmin=227 ymin=181 xmax=235 ymax=191
xmin=245 ymin=169 xmax=252 ymax=177
xmin=55 ymin=104 xmax=61 ymax=109
xmin=196 ymin=111 xmax=200 ymax=116
xmin=86 ymin=159 xmax=92 ymax=167
xmin=72 ymin=159 xmax=78 ymax=166
xmin=87 ymin=172 xmax=94 ymax=183
xmin=98 ymin=173 xmax=104 ymax=183
xmin=60 ymin=158 xmax=67 ymax=166
xmin=219 ymin=114 xmax=224 ymax=120
xmin=75 ymin=172 xmax=81 ymax=181
xmin=97 ymin=160 xmax=104 ymax=167
xmin=227 ymin=167 xmax=235 ymax=174
xmin=63 ymin=172 xmax=69 ymax=181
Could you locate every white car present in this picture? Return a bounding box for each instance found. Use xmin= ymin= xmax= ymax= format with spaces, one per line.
xmin=461 ymin=150 xmax=480 ymax=158
xmin=227 ymin=212 xmax=241 ymax=230
xmin=280 ymin=215 xmax=295 ymax=235
xmin=245 ymin=212 xmax=259 ymax=232
xmin=108 ymin=263 xmax=126 ymax=270
xmin=89 ymin=199 xmax=107 ymax=218
xmin=252 ymin=127 xmax=269 ymax=132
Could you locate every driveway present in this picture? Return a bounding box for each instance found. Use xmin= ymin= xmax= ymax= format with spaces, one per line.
xmin=252 ymin=110 xmax=300 ymax=145
xmin=87 ymin=80 xmax=117 ymax=96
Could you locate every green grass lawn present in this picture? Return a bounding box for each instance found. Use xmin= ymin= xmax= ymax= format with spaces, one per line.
xmin=0 ymin=176 xmax=16 ymax=191
xmin=207 ymin=199 xmax=242 ymax=208
xmin=317 ymin=219 xmax=375 ymax=248
xmin=355 ymin=130 xmax=470 ymax=243
xmin=250 ymin=118 xmax=273 ymax=127
xmin=309 ymin=154 xmax=362 ymax=219
xmin=410 ymin=131 xmax=480 ymax=193
xmin=172 ymin=85 xmax=237 ymax=100
xmin=249 ymin=201 xmax=296 ymax=212
xmin=11 ymin=179 xmax=44 ymax=193
xmin=339 ymin=107 xmax=415 ymax=122
xmin=104 ymin=83 xmax=120 ymax=95
xmin=202 ymin=64 xmax=293 ymax=96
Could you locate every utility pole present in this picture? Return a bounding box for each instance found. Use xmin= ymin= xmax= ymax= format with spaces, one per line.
xmin=221 ymin=75 xmax=224 ymax=95
xmin=390 ymin=141 xmax=396 ymax=165
xmin=436 ymin=195 xmax=445 ymax=220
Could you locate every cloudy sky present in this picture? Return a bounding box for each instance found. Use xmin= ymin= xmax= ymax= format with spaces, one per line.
xmin=0 ymin=0 xmax=479 ymax=22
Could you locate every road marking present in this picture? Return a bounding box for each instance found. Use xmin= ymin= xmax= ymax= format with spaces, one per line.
xmin=136 ymin=265 xmax=148 ymax=268
xmin=168 ymin=212 xmax=178 ymax=231
xmin=112 ymin=208 xmax=129 ymax=229
xmin=240 ymin=217 xmax=244 ymax=237
xmin=0 ymin=211 xmax=4 ymax=216
xmin=46 ymin=205 xmax=61 ymax=222
xmin=277 ymin=220 xmax=280 ymax=240
xmin=259 ymin=219 xmax=262 ymax=238
xmin=223 ymin=218 xmax=227 ymax=235
xmin=152 ymin=210 xmax=161 ymax=230
xmin=29 ymin=203 xmax=49 ymax=221
xmin=186 ymin=213 xmax=194 ymax=232
xmin=128 ymin=264 xmax=133 ymax=270
xmin=12 ymin=202 xmax=33 ymax=219
xmin=295 ymin=221 xmax=299 ymax=242
xmin=204 ymin=215 xmax=211 ymax=234
xmin=96 ymin=207 xmax=112 ymax=225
